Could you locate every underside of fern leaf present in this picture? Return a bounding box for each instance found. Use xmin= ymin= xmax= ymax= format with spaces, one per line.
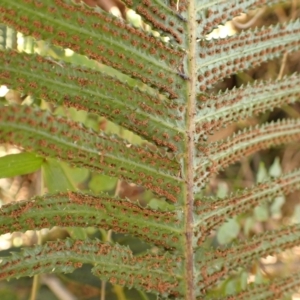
xmin=0 ymin=0 xmax=300 ymax=299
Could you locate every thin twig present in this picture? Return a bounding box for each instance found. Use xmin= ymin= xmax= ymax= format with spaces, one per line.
xmin=100 ymin=178 xmax=122 ymax=300
xmin=100 ymin=281 xmax=106 ymax=300
xmin=41 ymin=275 xmax=77 ymax=300
xmin=232 ymin=7 xmax=266 ymax=29
xmin=29 ymin=170 xmax=43 ymax=300
xmin=291 ymin=0 xmax=298 ymax=20
xmin=277 ymin=52 xmax=288 ymax=80
xmin=30 ymin=270 xmax=40 ymax=300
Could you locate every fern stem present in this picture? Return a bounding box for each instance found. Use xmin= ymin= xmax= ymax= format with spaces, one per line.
xmin=185 ymin=1 xmax=197 ymax=299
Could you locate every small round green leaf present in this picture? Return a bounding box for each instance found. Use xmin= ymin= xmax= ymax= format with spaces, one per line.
xmin=217 ymin=218 xmax=240 ymax=245
xmin=0 ymin=152 xmax=43 ymax=178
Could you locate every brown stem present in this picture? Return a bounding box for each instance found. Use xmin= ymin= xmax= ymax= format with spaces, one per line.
xmin=185 ymin=1 xmax=197 ymax=299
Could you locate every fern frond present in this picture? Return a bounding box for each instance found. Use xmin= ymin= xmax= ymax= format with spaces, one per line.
xmin=195 ymin=119 xmax=300 ymax=190
xmin=122 ymin=0 xmax=187 ymax=45
xmin=197 ymin=20 xmax=300 ymax=91
xmin=0 ymin=0 xmax=300 ymax=298
xmin=195 ymin=74 xmax=300 ymax=140
xmin=0 ymin=0 xmax=185 ymax=99
xmin=0 ymin=238 xmax=183 ymax=296
xmin=0 ymin=105 xmax=182 ymax=202
xmin=0 ymin=50 xmax=185 ymax=151
xmin=196 ymin=0 xmax=282 ymax=37
xmin=0 ymin=192 xmax=183 ymax=250
xmin=195 ymin=223 xmax=300 ymax=294
xmin=220 ymin=271 xmax=300 ymax=300
xmin=193 ymin=168 xmax=300 ymax=243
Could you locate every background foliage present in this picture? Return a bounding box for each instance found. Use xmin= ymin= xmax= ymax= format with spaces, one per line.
xmin=0 ymin=0 xmax=300 ymax=299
